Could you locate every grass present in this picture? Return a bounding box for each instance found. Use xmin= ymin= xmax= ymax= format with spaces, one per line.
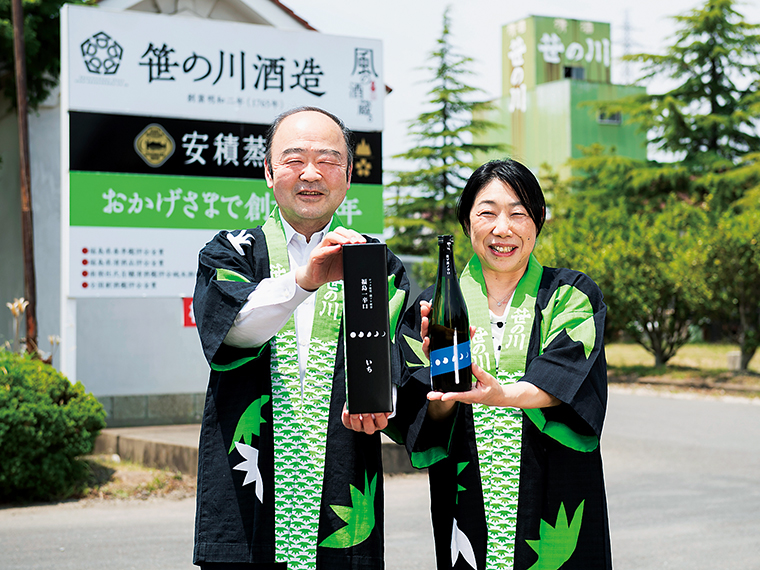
xmin=80 ymin=455 xmax=195 ymax=500
xmin=606 ymin=342 xmax=760 ymax=372
xmin=606 ymin=342 xmax=760 ymax=397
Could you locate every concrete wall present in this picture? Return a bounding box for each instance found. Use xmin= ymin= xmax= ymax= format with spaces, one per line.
xmin=29 ymin=93 xmax=63 ymax=357
xmin=75 ymin=297 xmax=210 ymax=424
xmin=0 ymin=92 xmax=63 ymax=354
xmin=0 ymin=103 xmax=24 ymax=348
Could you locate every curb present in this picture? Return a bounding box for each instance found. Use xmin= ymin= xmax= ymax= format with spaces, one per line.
xmin=93 ymin=427 xmax=417 ymax=477
xmin=93 ymin=429 xmax=200 ymax=477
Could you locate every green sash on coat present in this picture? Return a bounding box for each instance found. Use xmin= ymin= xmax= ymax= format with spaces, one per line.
xmin=460 ymin=254 xmax=543 ymax=570
xmin=262 ymin=209 xmax=344 ymax=570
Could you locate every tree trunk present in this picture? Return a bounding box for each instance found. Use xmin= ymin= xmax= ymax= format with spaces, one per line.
xmin=740 ymin=349 xmax=754 ymax=372
xmin=11 ymin=0 xmax=38 ymax=353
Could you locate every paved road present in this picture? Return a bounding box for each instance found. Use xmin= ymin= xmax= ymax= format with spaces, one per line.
xmin=0 ymin=477 xmax=432 ymax=570
xmin=603 ymin=389 xmax=760 ymax=570
xmin=1 ymin=389 xmax=759 ymax=569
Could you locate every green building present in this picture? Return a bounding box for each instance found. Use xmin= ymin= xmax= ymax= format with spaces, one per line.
xmin=477 ymin=15 xmax=647 ymax=179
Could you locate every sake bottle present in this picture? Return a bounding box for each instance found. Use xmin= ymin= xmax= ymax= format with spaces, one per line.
xmin=429 ymin=235 xmax=472 ymax=392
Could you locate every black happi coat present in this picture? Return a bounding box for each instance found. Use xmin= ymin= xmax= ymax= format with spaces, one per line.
xmin=192 ymin=222 xmax=425 ymax=569
xmin=398 ymin=262 xmax=612 ymax=570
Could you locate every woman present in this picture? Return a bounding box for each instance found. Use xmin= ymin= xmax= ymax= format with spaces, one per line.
xmin=398 ymin=159 xmax=611 ymax=570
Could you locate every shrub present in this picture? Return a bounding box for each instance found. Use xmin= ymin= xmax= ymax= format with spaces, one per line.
xmin=0 ymin=350 xmax=106 ymax=502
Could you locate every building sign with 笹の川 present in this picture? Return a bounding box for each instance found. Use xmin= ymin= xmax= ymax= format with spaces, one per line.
xmin=503 ymin=16 xmax=611 ymax=114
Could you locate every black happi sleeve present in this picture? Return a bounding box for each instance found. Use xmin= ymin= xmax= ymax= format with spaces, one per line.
xmin=523 ymin=268 xmax=608 ymax=438
xmin=193 ymin=227 xmax=270 ymax=365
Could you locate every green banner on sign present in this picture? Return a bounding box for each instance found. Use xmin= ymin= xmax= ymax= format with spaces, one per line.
xmin=69 ymin=171 xmax=384 ymax=233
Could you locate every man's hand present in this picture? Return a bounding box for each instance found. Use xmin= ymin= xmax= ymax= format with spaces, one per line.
xmin=295 ymin=228 xmax=366 ymax=291
xmin=341 ymin=405 xmax=391 ymax=435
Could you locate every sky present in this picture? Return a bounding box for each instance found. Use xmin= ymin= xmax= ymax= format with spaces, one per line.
xmin=280 ymin=0 xmax=760 ymax=170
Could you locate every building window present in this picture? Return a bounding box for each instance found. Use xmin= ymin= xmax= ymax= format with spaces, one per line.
xmin=598 ymin=112 xmax=622 ymax=125
xmin=563 ymin=66 xmax=585 ymax=80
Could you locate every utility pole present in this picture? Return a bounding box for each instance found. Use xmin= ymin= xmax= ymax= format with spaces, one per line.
xmin=622 ymin=10 xmax=632 ymax=85
xmin=11 ymin=0 xmax=39 ymax=353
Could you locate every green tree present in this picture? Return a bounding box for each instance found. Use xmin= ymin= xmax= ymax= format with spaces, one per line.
xmin=608 ymin=202 xmax=713 ymax=366
xmin=539 ymin=158 xmax=713 ymax=366
xmin=386 ymin=6 xmax=504 ymax=284
xmin=0 ymin=0 xmax=83 ymax=111
xmin=607 ymin=0 xmax=760 ymax=173
xmin=707 ymin=200 xmax=760 ymax=370
xmin=698 ymin=152 xmax=760 ymax=211
xmin=557 ymin=0 xmax=760 ymax=364
xmin=562 ymin=144 xmax=693 ymax=215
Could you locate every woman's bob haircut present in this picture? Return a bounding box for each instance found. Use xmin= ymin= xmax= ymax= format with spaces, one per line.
xmin=456 ymin=159 xmax=546 ymax=238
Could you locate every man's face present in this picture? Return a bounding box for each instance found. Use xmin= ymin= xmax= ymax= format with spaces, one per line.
xmin=265 ymin=111 xmax=351 ymax=238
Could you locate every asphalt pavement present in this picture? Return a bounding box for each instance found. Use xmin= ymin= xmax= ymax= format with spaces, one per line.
xmin=1 ymin=388 xmax=759 ymax=569
xmin=603 ymin=388 xmax=760 ymax=570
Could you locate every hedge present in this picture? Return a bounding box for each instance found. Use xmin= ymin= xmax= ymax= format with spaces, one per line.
xmin=0 ymin=350 xmax=106 ymax=502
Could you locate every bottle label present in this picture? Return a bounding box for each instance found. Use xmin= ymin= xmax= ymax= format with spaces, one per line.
xmin=430 ymin=340 xmax=471 ymax=375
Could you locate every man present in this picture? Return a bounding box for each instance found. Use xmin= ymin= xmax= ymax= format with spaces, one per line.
xmin=192 ymin=107 xmax=428 ymax=570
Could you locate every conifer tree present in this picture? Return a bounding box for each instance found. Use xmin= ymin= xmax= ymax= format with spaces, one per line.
xmin=386 ymin=6 xmax=504 ymax=268
xmin=610 ymin=0 xmax=760 ymax=170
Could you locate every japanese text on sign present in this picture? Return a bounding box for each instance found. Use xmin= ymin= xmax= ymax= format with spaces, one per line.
xmin=360 ymin=278 xmax=374 ymax=310
xmin=78 ymin=246 xmax=193 ymax=291
xmin=102 ymin=188 xmax=273 ymax=223
xmin=139 ymin=44 xmax=327 ymax=97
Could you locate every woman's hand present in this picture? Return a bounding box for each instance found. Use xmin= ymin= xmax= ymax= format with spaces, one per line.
xmin=420 ymin=300 xmax=432 ymax=359
xmin=427 ymin=364 xmax=561 ymax=409
xmin=427 ymin=363 xmax=505 ymax=406
xmin=420 ymin=300 xmax=476 ymax=360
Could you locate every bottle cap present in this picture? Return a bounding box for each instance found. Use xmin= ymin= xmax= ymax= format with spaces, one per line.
xmin=438 ymin=234 xmax=453 ymax=244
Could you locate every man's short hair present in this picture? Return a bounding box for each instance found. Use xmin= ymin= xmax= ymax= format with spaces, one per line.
xmin=264 ymin=106 xmax=354 ymax=178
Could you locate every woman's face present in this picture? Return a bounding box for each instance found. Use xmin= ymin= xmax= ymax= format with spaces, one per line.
xmin=468 ymin=178 xmax=537 ymax=277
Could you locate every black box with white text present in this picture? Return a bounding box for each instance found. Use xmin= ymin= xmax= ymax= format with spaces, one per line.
xmin=342 ymin=243 xmax=393 ymax=413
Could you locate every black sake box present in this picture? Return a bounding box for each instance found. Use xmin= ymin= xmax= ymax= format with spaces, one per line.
xmin=342 ymin=243 xmax=393 ymax=413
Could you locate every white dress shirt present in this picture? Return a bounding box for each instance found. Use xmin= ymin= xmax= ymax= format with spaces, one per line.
xmin=223 ymin=218 xmax=328 ymax=382
xmin=223 ymin=218 xmax=397 ymax=414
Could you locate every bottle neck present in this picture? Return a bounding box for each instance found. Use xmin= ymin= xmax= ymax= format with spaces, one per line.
xmin=437 ymin=240 xmax=456 ymax=279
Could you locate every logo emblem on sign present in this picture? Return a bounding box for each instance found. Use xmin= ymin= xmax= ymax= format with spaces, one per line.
xmin=80 ymin=32 xmax=124 ymax=75
xmin=354 ymin=138 xmax=373 ymax=178
xmin=134 ymin=124 xmax=176 ymax=167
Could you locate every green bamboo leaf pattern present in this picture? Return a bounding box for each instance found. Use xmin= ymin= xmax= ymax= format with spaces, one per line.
xmin=271 ymin=330 xmax=336 ymax=570
xmin=320 ymin=472 xmax=378 ymax=549
xmin=228 ymin=395 xmax=271 ymax=453
xmin=525 ymin=501 xmax=585 ymax=570
xmin=474 ymin=371 xmax=523 ymax=570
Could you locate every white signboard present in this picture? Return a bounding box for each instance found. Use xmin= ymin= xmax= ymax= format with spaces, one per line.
xmin=64 ymin=5 xmax=383 ymax=130
xmin=61 ymin=5 xmax=385 ymax=300
xmin=70 ymin=227 xmax=212 ymax=297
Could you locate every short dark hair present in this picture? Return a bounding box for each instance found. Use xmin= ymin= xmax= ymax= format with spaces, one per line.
xmin=264 ymin=106 xmax=354 ymax=177
xmin=456 ymin=159 xmax=546 ymax=237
